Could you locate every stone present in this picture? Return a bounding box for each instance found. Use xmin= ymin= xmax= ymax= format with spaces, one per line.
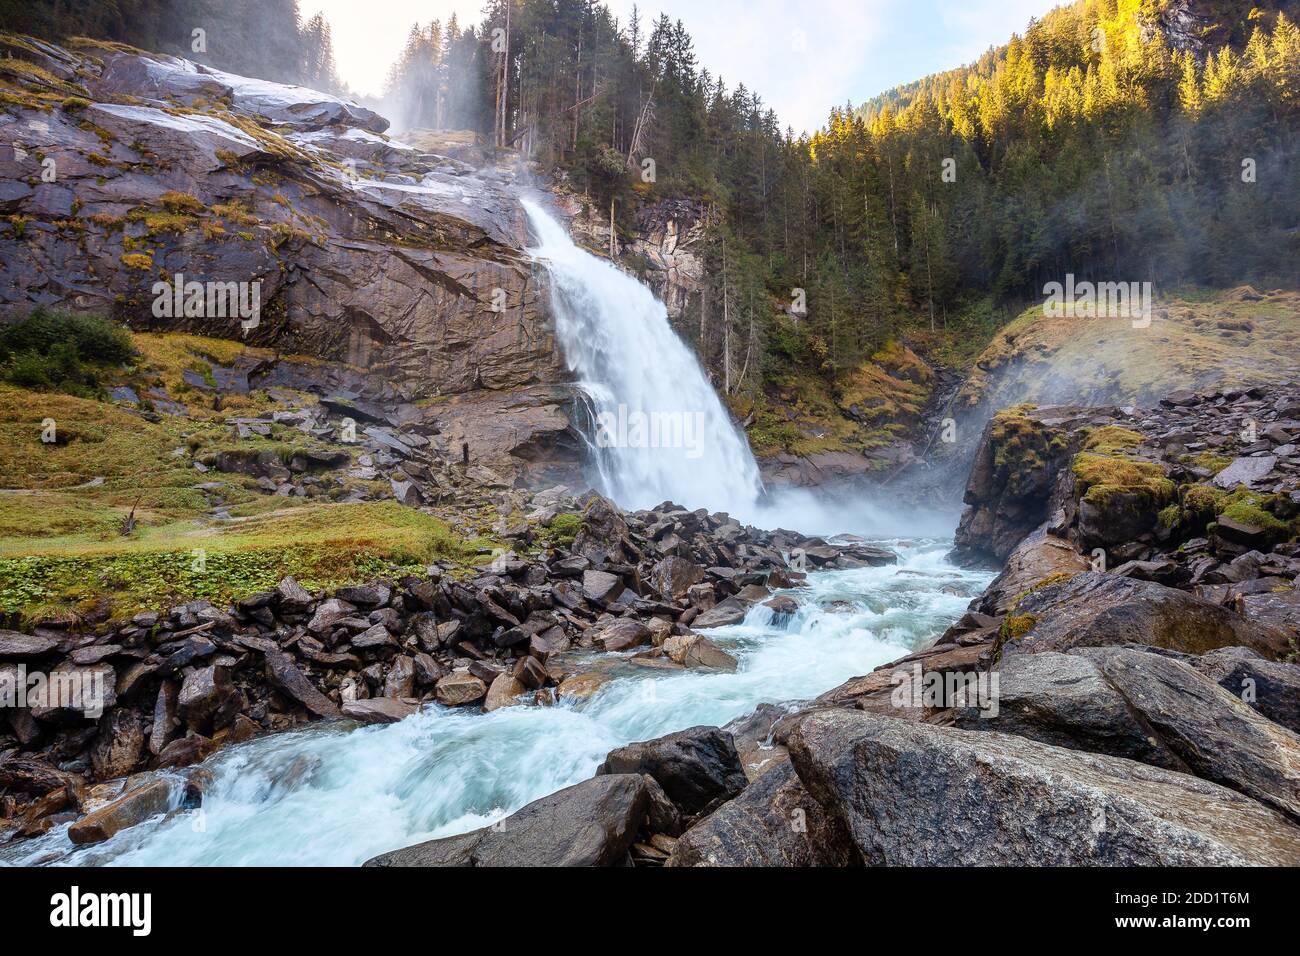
xmin=1213 ymin=455 xmax=1277 ymax=490
xmin=0 ymin=629 xmax=58 ymax=659
xmin=68 ymin=778 xmax=174 ymax=846
xmin=975 ymin=525 xmax=1090 ymax=616
xmin=336 ymin=583 xmax=392 ymax=607
xmin=342 ymin=698 xmax=418 ymax=724
xmin=556 ymin=672 xmax=609 ymax=700
xmin=275 ymin=575 xmax=314 ymax=608
xmin=668 ymin=761 xmax=857 ymax=867
xmin=1007 ymin=572 xmax=1288 ymax=658
xmin=1189 ymin=646 xmax=1300 ymax=735
xmin=90 ymin=709 xmax=145 ymax=780
xmin=788 ymin=709 xmax=1300 ymax=865
xmin=952 ymin=651 xmax=1179 ymax=768
xmin=581 ymin=569 xmax=622 ymax=603
xmin=434 ymin=672 xmax=487 ymax=707
xmin=571 ymin=495 xmax=629 ymax=565
xmin=691 ymin=596 xmax=752 ymax=628
xmin=263 ymin=649 xmax=342 ymax=718
xmin=512 ymin=655 xmax=548 ymax=690
xmin=149 ymin=679 xmax=180 ymax=756
xmin=29 ymin=664 xmax=117 ymax=722
xmin=350 ymin=622 xmax=398 ymax=651
xmin=649 ymin=556 xmax=705 ymax=601
xmin=177 ymin=665 xmax=233 ymax=732
xmin=382 ymin=656 xmax=416 ymax=698
xmin=483 ymin=672 xmax=527 ymax=712
xmin=762 ymin=594 xmax=800 ymax=625
xmin=1074 ymin=646 xmax=1300 ymax=821
xmin=308 ymin=598 xmax=357 ymax=634
xmin=661 ymin=634 xmax=738 ymax=671
xmin=596 ymin=619 xmax=651 ymax=653
xmin=365 ymin=774 xmax=651 ymax=867
xmin=598 ymin=726 xmax=747 ymax=815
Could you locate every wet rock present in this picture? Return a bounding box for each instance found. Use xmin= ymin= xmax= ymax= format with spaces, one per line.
xmin=661 ymin=634 xmax=737 ymax=671
xmin=483 ymin=672 xmax=526 ymax=712
xmin=262 ymin=649 xmax=342 ymax=718
xmin=975 ymin=525 xmax=1090 ymax=616
xmin=67 ymin=778 xmax=175 ymax=846
xmin=789 ymin=709 xmax=1300 ymax=865
xmin=1188 ymin=646 xmax=1300 ymax=734
xmin=177 ymin=665 xmax=234 ymax=733
xmin=691 ymin=596 xmax=752 ymax=629
xmin=366 ymin=773 xmax=653 ymax=867
xmin=581 ymin=569 xmax=622 ymax=603
xmin=382 ymin=656 xmax=416 ymax=698
xmin=556 ymin=672 xmax=608 ymax=700
xmin=596 ymin=619 xmax=651 ymax=653
xmin=598 ymin=726 xmax=747 ymax=816
xmin=649 ymin=556 xmax=705 ymax=601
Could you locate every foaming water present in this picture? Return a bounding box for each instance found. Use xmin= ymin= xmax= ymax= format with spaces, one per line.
xmin=524 ymin=198 xmax=763 ymax=513
xmin=2 ymin=540 xmax=991 ymax=867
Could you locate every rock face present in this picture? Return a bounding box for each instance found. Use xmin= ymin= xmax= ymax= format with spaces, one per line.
xmin=788 ymin=710 xmax=1300 ymax=866
xmin=0 ymin=34 xmax=577 ymax=487
xmin=364 ymin=774 xmax=652 ymax=867
xmin=1005 ymin=572 xmax=1288 ymax=658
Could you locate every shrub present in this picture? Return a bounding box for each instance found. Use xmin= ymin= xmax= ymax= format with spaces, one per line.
xmin=0 ymin=308 xmax=135 ymax=395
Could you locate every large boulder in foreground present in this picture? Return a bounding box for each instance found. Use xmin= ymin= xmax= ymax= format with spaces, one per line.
xmin=364 ymin=774 xmax=651 ymax=867
xmin=598 ymin=726 xmax=747 ymax=816
xmin=668 ymin=761 xmax=857 ymax=867
xmin=1004 ymin=572 xmax=1287 ymax=658
xmin=788 ymin=710 xmax=1300 ymax=865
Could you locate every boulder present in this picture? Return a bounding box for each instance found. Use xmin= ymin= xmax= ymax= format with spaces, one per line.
xmin=0 ymin=629 xmax=58 ymax=659
xmin=434 ymin=672 xmax=487 ymax=707
xmin=342 ymin=698 xmax=418 ymax=725
xmin=67 ymin=778 xmax=175 ymax=846
xmin=90 ymin=709 xmax=145 ymax=779
xmin=1213 ymin=455 xmax=1277 ymax=490
xmin=177 ymin=665 xmax=234 ymax=732
xmin=691 ymin=596 xmax=752 ymax=629
xmin=483 ymin=672 xmax=526 ymax=712
xmin=661 ymin=634 xmax=738 ymax=671
xmin=668 ymin=761 xmax=857 ymax=867
xmin=556 ymin=672 xmax=608 ymax=701
xmin=263 ymin=649 xmax=341 ymax=718
xmin=974 ymin=525 xmax=1090 ymax=616
xmin=581 ymin=569 xmax=622 ymax=603
xmin=381 ymin=656 xmax=416 ymax=698
xmin=364 ymin=774 xmax=651 ymax=867
xmin=571 ymin=495 xmax=629 ymax=565
xmin=649 ymin=556 xmax=705 ymax=601
xmin=788 ymin=709 xmax=1300 ymax=865
xmin=1006 ymin=572 xmax=1288 ymax=658
xmin=598 ymin=726 xmax=747 ymax=815
xmin=596 ymin=619 xmax=651 ymax=653
xmin=1073 ymin=646 xmax=1300 ymax=822
xmin=952 ymin=651 xmax=1181 ymax=768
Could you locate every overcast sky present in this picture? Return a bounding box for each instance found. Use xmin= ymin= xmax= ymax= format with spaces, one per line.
xmin=303 ymin=0 xmax=1058 ymax=134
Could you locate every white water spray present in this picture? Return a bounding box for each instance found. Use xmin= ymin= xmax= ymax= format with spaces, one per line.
xmin=524 ymin=198 xmax=763 ymax=513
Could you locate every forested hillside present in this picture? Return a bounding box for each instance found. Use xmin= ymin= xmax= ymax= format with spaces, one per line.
xmin=5 ymin=0 xmax=1298 ymax=420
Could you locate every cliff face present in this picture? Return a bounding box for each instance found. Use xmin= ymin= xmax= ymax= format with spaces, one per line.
xmin=0 ymin=33 xmax=587 ymax=486
xmin=0 ymin=34 xmax=564 ymax=398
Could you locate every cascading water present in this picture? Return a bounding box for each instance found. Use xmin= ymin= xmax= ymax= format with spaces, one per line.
xmin=523 ymin=198 xmax=763 ymax=514
xmin=0 ymin=197 xmax=989 ymax=868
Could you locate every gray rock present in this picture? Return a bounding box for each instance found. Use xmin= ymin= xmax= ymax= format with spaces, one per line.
xmin=668 ymin=760 xmax=857 ymax=867
xmin=1213 ymin=455 xmax=1277 ymax=489
xmin=788 ymin=709 xmax=1300 ymax=865
xmin=1008 ymin=572 xmax=1287 ymax=658
xmin=0 ymin=630 xmax=59 ymax=659
xmin=1189 ymin=646 xmax=1300 ymax=735
xmin=342 ymin=698 xmax=417 ymax=725
xmin=364 ymin=774 xmax=652 ymax=867
xmin=598 ymin=726 xmax=747 ymax=815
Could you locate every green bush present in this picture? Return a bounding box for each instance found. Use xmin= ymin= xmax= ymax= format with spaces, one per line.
xmin=0 ymin=307 xmax=135 ymax=395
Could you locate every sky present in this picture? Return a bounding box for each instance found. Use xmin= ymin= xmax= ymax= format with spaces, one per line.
xmin=302 ymin=0 xmax=1059 ymax=135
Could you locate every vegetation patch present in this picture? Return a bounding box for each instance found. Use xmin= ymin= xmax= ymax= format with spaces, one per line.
xmin=0 ymin=308 xmax=135 ymax=397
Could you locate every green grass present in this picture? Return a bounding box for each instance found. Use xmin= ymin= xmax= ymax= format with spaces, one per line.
xmin=0 ymin=501 xmax=497 ymax=622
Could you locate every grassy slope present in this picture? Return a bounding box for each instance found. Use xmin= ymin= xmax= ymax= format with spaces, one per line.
xmin=0 ymin=332 xmax=496 ymax=623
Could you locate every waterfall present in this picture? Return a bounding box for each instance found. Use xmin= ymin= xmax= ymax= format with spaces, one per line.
xmin=523 ymin=198 xmax=763 ymax=514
